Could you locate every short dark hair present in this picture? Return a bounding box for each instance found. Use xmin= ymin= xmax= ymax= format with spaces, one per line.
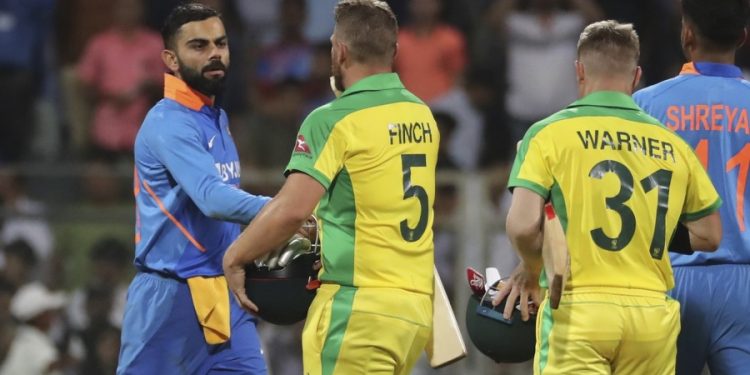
xmin=577 ymin=20 xmax=640 ymax=76
xmin=3 ymin=239 xmax=37 ymax=267
xmin=162 ymin=2 xmax=221 ymax=50
xmin=683 ymin=0 xmax=750 ymax=50
xmin=334 ymin=0 xmax=398 ymax=65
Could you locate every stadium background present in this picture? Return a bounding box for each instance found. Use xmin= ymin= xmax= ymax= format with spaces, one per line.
xmin=0 ymin=0 xmax=740 ymax=373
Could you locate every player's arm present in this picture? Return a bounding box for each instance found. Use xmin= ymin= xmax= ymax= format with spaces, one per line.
xmin=506 ymin=188 xmax=544 ymax=269
xmin=676 ymin=141 xmax=723 ymax=252
xmin=223 ymin=173 xmax=325 ymax=311
xmin=149 ymin=114 xmax=270 ymax=223
xmin=676 ymin=212 xmax=722 ymax=252
xmin=494 ymin=133 xmax=549 ymax=321
xmin=497 ymin=187 xmax=545 ymax=321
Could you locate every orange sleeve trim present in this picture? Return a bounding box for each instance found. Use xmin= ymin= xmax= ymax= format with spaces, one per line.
xmin=680 ymin=62 xmax=699 ymax=75
xmin=163 ymin=73 xmax=214 ymax=111
xmin=134 ymin=168 xmax=142 ymax=244
xmin=142 ymin=179 xmax=207 ymax=253
xmin=133 ymin=167 xmax=141 ymax=196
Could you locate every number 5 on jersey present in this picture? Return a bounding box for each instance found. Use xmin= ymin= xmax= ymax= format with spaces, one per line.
xmin=400 ymin=154 xmax=429 ymax=242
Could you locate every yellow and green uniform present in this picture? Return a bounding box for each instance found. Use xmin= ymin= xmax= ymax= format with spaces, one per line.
xmin=509 ymin=92 xmax=721 ymax=375
xmin=285 ymin=73 xmax=439 ymax=375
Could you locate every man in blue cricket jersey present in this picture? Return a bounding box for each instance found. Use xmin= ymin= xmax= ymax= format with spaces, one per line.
xmin=117 ymin=4 xmax=270 ymax=374
xmin=634 ymin=0 xmax=750 ymax=374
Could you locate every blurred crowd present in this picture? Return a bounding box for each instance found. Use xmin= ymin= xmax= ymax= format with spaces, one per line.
xmin=1 ymin=0 xmax=748 ymax=374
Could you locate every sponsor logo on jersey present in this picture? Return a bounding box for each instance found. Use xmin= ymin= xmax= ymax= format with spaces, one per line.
xmin=214 ymin=160 xmax=241 ymax=181
xmin=294 ymin=135 xmax=311 ymax=154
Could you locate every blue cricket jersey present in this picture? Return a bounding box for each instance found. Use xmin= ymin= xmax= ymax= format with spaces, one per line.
xmin=133 ymin=74 xmax=270 ymax=278
xmin=635 ymin=62 xmax=750 ymax=266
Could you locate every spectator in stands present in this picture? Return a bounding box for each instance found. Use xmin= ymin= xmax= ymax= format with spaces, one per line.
xmin=253 ymin=0 xmax=312 ymax=92
xmin=79 ymin=323 xmax=120 ymax=375
xmin=488 ymin=0 xmax=602 ymax=143
xmin=0 ymin=282 xmax=67 ymax=375
xmin=0 ymin=277 xmax=16 ymax=367
xmin=244 ymin=78 xmax=308 ymax=168
xmin=0 ymin=240 xmax=37 ymax=291
xmin=395 ymin=0 xmax=467 ymax=103
xmin=396 ymin=0 xmax=484 ymax=170
xmin=434 ymin=111 xmax=460 ymax=170
xmin=68 ymin=237 xmax=131 ymax=331
xmin=77 ymin=0 xmax=163 ymax=160
xmin=303 ymin=42 xmax=336 ymax=114
xmin=0 ymin=0 xmax=56 ymax=162
xmin=0 ymin=169 xmax=54 ymax=268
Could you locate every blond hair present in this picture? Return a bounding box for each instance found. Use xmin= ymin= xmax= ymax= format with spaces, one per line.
xmin=577 ymin=20 xmax=640 ymax=77
xmin=334 ymin=0 xmax=398 ymax=65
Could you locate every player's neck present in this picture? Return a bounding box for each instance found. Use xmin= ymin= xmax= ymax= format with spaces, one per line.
xmin=580 ymin=79 xmax=634 ymax=97
xmin=342 ymin=65 xmax=392 ymax=90
xmin=690 ymin=48 xmax=735 ymax=65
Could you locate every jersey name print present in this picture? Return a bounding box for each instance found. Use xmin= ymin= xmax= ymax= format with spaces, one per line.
xmin=509 ymin=91 xmax=720 ymax=292
xmin=286 ymin=73 xmax=440 ymax=295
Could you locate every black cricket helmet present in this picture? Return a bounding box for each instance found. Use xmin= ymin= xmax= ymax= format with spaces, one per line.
xmin=465 ymin=281 xmax=536 ymax=363
xmin=244 ymin=218 xmax=321 ymax=325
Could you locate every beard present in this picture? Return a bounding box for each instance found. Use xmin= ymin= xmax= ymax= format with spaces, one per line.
xmin=331 ymin=61 xmax=345 ymax=93
xmin=178 ymin=58 xmax=227 ymax=97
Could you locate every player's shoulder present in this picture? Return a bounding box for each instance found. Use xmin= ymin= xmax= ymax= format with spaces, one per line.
xmin=524 ymin=107 xmax=584 ymax=140
xmin=634 ymin=75 xmax=695 ymax=104
xmin=301 ymin=102 xmax=339 ymax=128
xmin=139 ymin=99 xmax=202 ymax=140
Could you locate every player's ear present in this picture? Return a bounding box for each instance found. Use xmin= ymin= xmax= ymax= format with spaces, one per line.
xmin=575 ymin=60 xmax=585 ymax=83
xmin=738 ymin=27 xmax=748 ymax=49
xmin=680 ymin=19 xmax=695 ymax=58
xmin=631 ymin=66 xmax=642 ymax=93
xmin=162 ymin=49 xmax=179 ymax=74
xmin=337 ymin=40 xmax=349 ymax=68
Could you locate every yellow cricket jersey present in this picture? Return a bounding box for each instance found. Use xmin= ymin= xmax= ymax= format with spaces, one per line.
xmin=285 ymin=73 xmax=439 ymax=295
xmin=509 ymin=91 xmax=721 ymax=293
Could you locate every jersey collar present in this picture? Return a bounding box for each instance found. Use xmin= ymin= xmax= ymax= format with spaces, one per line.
xmin=163 ymin=73 xmax=214 ymax=111
xmin=567 ymin=91 xmax=641 ymax=111
xmin=679 ymin=62 xmax=743 ymax=78
xmin=339 ymin=73 xmax=405 ymax=98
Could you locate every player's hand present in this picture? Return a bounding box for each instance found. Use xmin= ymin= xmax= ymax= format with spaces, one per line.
xmin=223 ymin=261 xmax=259 ymax=313
xmin=492 ymin=263 xmax=541 ymax=322
xmin=297 ymin=215 xmax=318 ymax=240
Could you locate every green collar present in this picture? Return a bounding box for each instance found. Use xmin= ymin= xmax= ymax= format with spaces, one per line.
xmin=340 ymin=73 xmax=404 ymax=97
xmin=568 ymin=91 xmax=641 ymax=111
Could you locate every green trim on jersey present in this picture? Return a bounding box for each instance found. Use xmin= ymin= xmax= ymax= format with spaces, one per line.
xmin=319 ymin=168 xmax=356 ymax=286
xmin=284 ymin=73 xmax=424 ymax=189
xmin=680 ymin=197 xmax=722 ymax=222
xmin=537 ymin=300 xmax=554 ymax=373
xmin=507 ymin=90 xmax=722 ymax=295
xmin=286 ymin=73 xmax=424 ymax=189
xmin=510 ymin=92 xmax=664 ymax=194
xmin=321 ymin=286 xmax=357 ymax=375
xmin=549 ymin=182 xmax=569 ymax=231
xmin=285 ymin=72 xmax=438 ymax=294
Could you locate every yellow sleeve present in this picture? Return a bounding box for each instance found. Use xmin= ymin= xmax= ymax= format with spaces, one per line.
xmin=508 ymin=133 xmax=553 ymax=198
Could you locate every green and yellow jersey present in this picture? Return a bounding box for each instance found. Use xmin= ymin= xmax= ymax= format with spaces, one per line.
xmin=285 ymin=73 xmax=439 ymax=295
xmin=509 ymin=91 xmax=721 ymax=293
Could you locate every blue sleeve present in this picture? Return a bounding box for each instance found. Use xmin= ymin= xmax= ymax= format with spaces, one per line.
xmin=147 ymin=114 xmax=270 ymax=224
